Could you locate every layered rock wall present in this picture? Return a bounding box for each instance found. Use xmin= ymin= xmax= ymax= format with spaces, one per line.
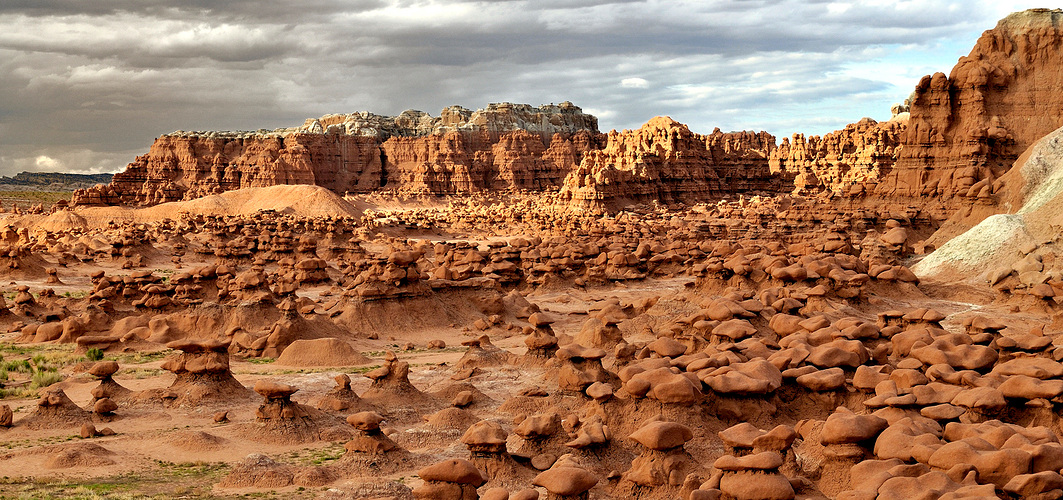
xmin=769 ymin=117 xmax=907 ymax=197
xmin=879 ymin=8 xmax=1063 ymax=200
xmin=558 ymin=117 xmax=780 ymax=209
xmin=73 ymin=103 xmax=605 ymax=205
xmin=73 ymin=102 xmax=784 ymax=207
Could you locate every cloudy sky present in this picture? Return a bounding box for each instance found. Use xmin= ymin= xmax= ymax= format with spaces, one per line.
xmin=0 ymin=0 xmax=1048 ymax=176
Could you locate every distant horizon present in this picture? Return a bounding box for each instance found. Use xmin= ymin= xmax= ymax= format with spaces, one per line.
xmin=0 ymin=1 xmax=1049 ymax=176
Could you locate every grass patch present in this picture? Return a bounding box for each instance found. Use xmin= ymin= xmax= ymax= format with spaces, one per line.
xmin=123 ymin=368 xmax=163 ymax=379
xmin=286 ymin=442 xmax=346 ymax=466
xmin=0 ymin=461 xmax=244 ymax=499
xmin=154 ymin=460 xmax=231 ymax=479
xmin=0 ymin=344 xmax=78 ymax=398
xmin=362 ymin=346 xmax=464 ymax=357
xmin=30 ymin=370 xmax=63 ymax=389
xmin=116 ymin=350 xmax=172 ymax=365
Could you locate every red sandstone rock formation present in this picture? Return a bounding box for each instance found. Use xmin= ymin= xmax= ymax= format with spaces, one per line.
xmin=769 ymin=117 xmax=907 ymax=196
xmin=73 ymin=103 xmax=602 ymax=206
xmin=558 ymin=117 xmax=779 ymax=210
xmin=882 ymin=9 xmax=1063 ymax=201
xmin=771 ymin=8 xmax=1063 ymax=206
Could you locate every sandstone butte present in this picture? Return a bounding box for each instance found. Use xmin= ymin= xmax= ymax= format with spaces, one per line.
xmin=71 ymin=8 xmax=1063 ymax=219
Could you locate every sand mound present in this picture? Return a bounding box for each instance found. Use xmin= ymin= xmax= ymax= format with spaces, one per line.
xmin=160 ymin=184 xmax=362 ymax=218
xmin=167 ymin=430 xmax=229 ymax=451
xmin=35 ymin=185 xmax=361 ymax=230
xmin=43 ymin=443 xmax=116 ymax=469
xmin=4 ymin=185 xmax=361 ymax=232
xmin=275 ymin=338 xmax=372 ymax=367
xmin=30 ymin=210 xmax=89 ymax=233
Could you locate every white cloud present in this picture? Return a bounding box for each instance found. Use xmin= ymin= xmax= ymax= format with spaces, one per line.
xmin=34 ymin=155 xmax=61 ymax=169
xmin=0 ymin=0 xmax=1052 ymax=175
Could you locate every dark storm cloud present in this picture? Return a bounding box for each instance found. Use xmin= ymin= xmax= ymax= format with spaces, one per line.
xmin=0 ymin=0 xmax=1044 ymax=175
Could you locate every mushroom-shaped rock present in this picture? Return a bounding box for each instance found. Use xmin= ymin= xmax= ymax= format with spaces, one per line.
xmin=414 ymin=458 xmax=487 ymax=500
xmin=93 ymin=398 xmax=118 ymax=414
xmin=529 ymin=312 xmax=557 ymax=327
xmin=533 ymin=466 xmax=598 ymax=498
xmin=714 ymin=451 xmax=785 ymax=471
xmin=419 ymin=459 xmax=487 ymax=484
xmin=629 ymin=420 xmax=694 ymax=451
xmin=712 ymin=319 xmax=758 ymax=341
xmin=462 ymin=420 xmax=509 ymax=454
xmin=254 ymin=381 xmax=298 ymax=400
xmin=88 ymin=361 xmax=119 ymax=378
xmin=951 ymin=386 xmax=1007 ymax=414
xmin=345 ymin=411 xmax=398 ymax=454
xmin=821 ymin=409 xmax=888 ymax=445
xmin=1004 ymin=471 xmax=1063 ymax=497
xmin=347 ymin=411 xmax=385 ymax=432
xmin=795 ymin=367 xmax=846 ymax=391
xmin=701 ymin=359 xmax=783 ymax=395
xmin=720 ymin=423 xmax=797 ymax=454
xmin=623 ymin=366 xmax=702 ymax=404
xmin=647 ymin=337 xmax=687 ymax=358
xmin=715 ymin=450 xmax=795 ymax=500
xmin=156 ymin=337 xmax=252 ymax=405
xmin=585 ymin=382 xmax=613 ymax=401
xmin=564 ymin=420 xmax=611 ymax=449
xmin=719 ymin=422 xmax=764 ymax=451
xmin=515 ymin=412 xmax=561 ymax=440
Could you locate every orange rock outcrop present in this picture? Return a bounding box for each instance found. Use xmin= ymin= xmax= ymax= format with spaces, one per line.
xmin=769 ymin=117 xmax=907 ymax=196
xmin=558 ymin=117 xmax=779 ymax=209
xmin=769 ymin=8 xmax=1063 ymax=208
xmin=73 ymin=103 xmax=604 ymax=205
xmin=881 ymin=9 xmax=1063 ymax=200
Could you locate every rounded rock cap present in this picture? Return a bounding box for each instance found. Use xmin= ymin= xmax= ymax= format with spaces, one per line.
xmin=347 ymin=411 xmax=385 ymax=431
xmin=628 ymin=420 xmax=694 ymax=450
xmin=418 ymin=458 xmax=487 ymax=486
xmin=461 ymin=420 xmax=508 ymax=447
xmin=88 ymin=360 xmax=119 ymax=378
xmin=253 ymin=380 xmax=298 ymax=399
xmin=533 ymin=466 xmax=598 ymax=495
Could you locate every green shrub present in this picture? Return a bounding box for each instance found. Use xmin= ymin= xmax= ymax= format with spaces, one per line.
xmin=85 ymin=348 xmax=104 ymax=361
xmin=30 ymin=370 xmax=63 ymax=390
xmin=4 ymin=359 xmax=31 ymax=373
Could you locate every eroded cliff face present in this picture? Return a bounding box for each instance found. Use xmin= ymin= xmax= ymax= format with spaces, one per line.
xmin=377 ymin=129 xmax=604 ymax=195
xmin=879 ymin=8 xmax=1063 ymax=201
xmin=72 ymin=102 xmax=604 ymax=205
xmin=558 ymin=117 xmax=780 ymax=209
xmin=762 ymin=9 xmax=1063 ymax=208
xmin=769 ymin=117 xmax=907 ymax=197
xmin=80 ymin=133 xmax=386 ymax=206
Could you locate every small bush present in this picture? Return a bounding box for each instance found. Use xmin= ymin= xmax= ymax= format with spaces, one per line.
xmin=30 ymin=370 xmax=63 ymax=390
xmin=85 ymin=348 xmax=104 ymax=361
xmin=4 ymin=359 xmax=31 ymax=373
